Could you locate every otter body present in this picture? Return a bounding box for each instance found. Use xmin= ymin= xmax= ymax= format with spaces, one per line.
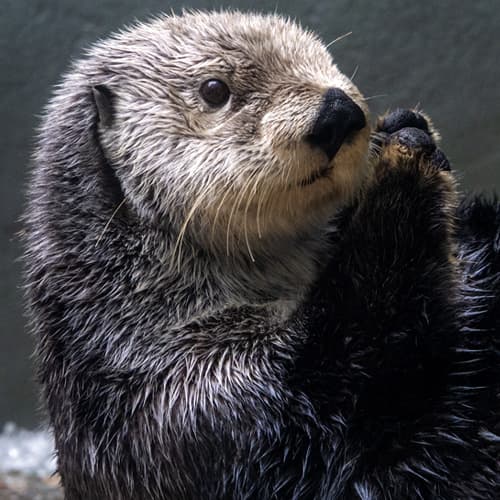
xmin=24 ymin=12 xmax=499 ymax=499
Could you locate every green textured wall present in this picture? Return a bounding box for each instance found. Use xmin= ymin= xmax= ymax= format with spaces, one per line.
xmin=1 ymin=0 xmax=499 ymax=428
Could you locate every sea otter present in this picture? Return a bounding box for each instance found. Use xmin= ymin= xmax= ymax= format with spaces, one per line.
xmin=23 ymin=11 xmax=499 ymax=500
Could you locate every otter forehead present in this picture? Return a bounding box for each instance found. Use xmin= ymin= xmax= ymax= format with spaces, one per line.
xmin=166 ymin=12 xmax=333 ymax=75
xmin=91 ymin=11 xmax=339 ymax=93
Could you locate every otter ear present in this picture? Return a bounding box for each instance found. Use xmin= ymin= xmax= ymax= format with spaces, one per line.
xmin=92 ymin=84 xmax=114 ymax=128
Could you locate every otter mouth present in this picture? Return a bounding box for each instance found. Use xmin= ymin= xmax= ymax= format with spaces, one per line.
xmin=298 ymin=165 xmax=333 ymax=187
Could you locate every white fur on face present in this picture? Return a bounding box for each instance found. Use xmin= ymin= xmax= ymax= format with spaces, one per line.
xmin=85 ymin=11 xmax=371 ymax=249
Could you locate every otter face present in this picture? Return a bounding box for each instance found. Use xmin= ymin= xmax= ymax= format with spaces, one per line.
xmin=89 ymin=12 xmax=370 ymax=246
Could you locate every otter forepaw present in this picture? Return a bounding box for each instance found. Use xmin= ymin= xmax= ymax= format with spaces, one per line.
xmin=376 ymin=108 xmax=440 ymax=143
xmin=372 ymin=109 xmax=450 ymax=173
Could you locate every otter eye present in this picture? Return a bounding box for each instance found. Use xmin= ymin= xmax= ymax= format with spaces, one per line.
xmin=199 ymin=79 xmax=230 ymax=107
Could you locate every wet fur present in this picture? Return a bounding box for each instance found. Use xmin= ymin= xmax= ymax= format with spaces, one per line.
xmin=23 ymin=11 xmax=499 ymax=500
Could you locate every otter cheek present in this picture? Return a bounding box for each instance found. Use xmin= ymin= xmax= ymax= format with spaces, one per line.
xmin=332 ymin=130 xmax=372 ymax=199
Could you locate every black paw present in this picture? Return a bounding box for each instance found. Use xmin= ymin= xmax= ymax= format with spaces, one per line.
xmin=373 ymin=109 xmax=450 ymax=172
xmin=378 ymin=108 xmax=431 ymax=136
xmin=391 ymin=127 xmax=435 ymax=153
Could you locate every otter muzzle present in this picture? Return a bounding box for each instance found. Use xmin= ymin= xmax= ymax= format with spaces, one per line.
xmin=306 ymin=88 xmax=366 ymax=162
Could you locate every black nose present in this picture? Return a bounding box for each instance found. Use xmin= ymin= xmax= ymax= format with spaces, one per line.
xmin=306 ymin=88 xmax=366 ymax=161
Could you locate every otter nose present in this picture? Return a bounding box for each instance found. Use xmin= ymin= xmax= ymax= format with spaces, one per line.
xmin=306 ymin=88 xmax=366 ymax=161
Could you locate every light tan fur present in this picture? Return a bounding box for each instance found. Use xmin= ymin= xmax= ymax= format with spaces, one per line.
xmin=85 ymin=11 xmax=371 ymax=262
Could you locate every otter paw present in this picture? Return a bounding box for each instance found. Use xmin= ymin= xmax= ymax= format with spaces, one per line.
xmin=387 ymin=127 xmax=451 ymax=171
xmin=372 ymin=109 xmax=450 ymax=172
xmin=377 ymin=108 xmax=432 ymax=136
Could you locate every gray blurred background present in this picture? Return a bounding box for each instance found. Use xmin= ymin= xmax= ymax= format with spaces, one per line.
xmin=1 ymin=0 xmax=499 ymax=429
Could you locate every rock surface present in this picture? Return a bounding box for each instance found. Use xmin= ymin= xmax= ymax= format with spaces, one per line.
xmin=0 ymin=472 xmax=63 ymax=500
xmin=0 ymin=424 xmax=62 ymax=499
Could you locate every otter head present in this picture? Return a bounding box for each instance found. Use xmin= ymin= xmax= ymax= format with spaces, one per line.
xmin=88 ymin=11 xmax=370 ymax=256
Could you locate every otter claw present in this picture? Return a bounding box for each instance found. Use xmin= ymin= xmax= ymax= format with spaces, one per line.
xmin=428 ymin=149 xmax=451 ymax=171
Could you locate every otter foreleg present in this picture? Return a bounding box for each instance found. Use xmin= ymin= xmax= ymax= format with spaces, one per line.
xmin=295 ymin=110 xmax=499 ymax=498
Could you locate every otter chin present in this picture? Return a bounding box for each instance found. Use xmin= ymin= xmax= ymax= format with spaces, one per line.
xmin=24 ymin=10 xmax=500 ymax=500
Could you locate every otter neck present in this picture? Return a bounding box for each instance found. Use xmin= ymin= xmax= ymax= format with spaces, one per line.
xmin=165 ymin=220 xmax=330 ymax=319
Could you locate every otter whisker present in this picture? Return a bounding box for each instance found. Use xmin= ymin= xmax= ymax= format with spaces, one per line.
xmin=255 ymin=168 xmax=270 ymax=239
xmin=242 ymin=170 xmax=264 ymax=262
xmin=362 ymin=94 xmax=388 ymax=102
xmin=326 ymin=31 xmax=352 ymax=49
xmin=225 ymin=188 xmax=242 ymax=258
xmin=260 ymin=172 xmax=278 ymax=233
xmin=172 ymin=186 xmax=211 ymax=272
xmin=211 ymin=171 xmax=235 ymax=245
xmin=256 ymin=167 xmax=274 ymax=239
xmin=287 ymin=152 xmax=297 ymax=190
xmin=236 ymin=170 xmax=261 ymax=258
xmin=225 ymin=169 xmax=258 ymax=259
xmin=95 ymin=198 xmax=126 ymax=247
